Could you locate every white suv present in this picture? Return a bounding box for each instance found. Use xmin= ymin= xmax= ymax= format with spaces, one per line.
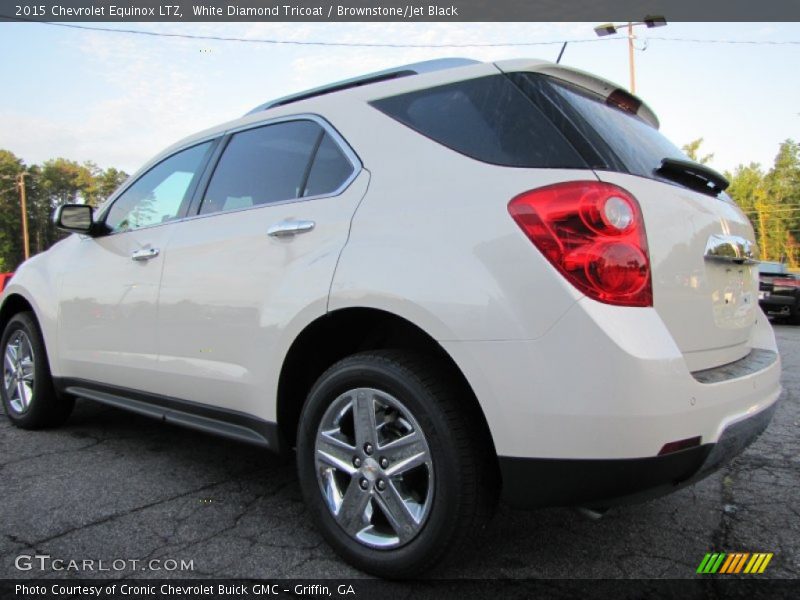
xmin=0 ymin=58 xmax=782 ymax=577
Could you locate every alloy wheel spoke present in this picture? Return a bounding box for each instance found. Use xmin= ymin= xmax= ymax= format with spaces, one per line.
xmin=19 ymin=359 xmax=34 ymax=382
xmin=352 ymin=392 xmax=378 ymax=449
xmin=4 ymin=373 xmax=17 ymax=396
xmin=336 ymin=477 xmax=373 ymax=537
xmin=4 ymin=348 xmax=16 ymax=374
xmin=381 ymin=432 xmax=429 ymax=476
xmin=374 ymin=481 xmax=419 ymax=543
xmin=16 ymin=380 xmax=28 ymax=408
xmin=317 ymin=433 xmax=357 ymax=475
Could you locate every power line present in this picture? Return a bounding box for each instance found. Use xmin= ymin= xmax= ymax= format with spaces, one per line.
xmin=740 ymin=204 xmax=800 ymax=208
xmin=0 ymin=19 xmax=608 ymax=47
xmin=742 ymin=205 xmax=800 ymax=210
xmin=2 ymin=19 xmax=800 ymax=48
xmin=648 ymin=36 xmax=800 ymax=46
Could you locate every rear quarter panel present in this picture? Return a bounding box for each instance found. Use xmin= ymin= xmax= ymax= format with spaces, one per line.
xmin=321 ymin=99 xmax=592 ymax=342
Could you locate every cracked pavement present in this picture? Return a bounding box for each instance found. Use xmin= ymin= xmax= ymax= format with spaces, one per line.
xmin=1 ymin=324 xmax=798 ymax=580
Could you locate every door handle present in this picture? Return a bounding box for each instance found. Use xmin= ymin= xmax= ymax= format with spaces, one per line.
xmin=131 ymin=247 xmax=160 ymax=261
xmin=267 ymin=219 xmax=316 ymax=238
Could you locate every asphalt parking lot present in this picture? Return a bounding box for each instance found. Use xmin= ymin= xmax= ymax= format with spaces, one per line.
xmin=1 ymin=325 xmax=798 ymax=580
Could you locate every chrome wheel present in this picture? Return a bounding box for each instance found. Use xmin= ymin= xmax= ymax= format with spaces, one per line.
xmin=3 ymin=330 xmax=35 ymax=414
xmin=315 ymin=387 xmax=434 ymax=549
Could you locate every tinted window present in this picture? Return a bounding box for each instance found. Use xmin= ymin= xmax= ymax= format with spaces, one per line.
xmin=511 ymin=73 xmax=688 ymax=181
xmin=200 ymin=120 xmax=321 ymax=215
xmin=105 ymin=142 xmax=211 ymax=232
xmin=371 ymin=75 xmax=585 ymax=169
xmin=303 ymin=133 xmax=353 ymax=197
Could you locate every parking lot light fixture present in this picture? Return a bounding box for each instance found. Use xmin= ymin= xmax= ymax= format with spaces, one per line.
xmin=593 ymin=16 xmax=668 ymax=94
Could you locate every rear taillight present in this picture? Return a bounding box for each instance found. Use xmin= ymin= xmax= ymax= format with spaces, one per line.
xmin=508 ymin=181 xmax=652 ymax=307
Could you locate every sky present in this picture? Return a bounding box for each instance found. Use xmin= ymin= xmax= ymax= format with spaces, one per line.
xmin=0 ymin=21 xmax=799 ymax=176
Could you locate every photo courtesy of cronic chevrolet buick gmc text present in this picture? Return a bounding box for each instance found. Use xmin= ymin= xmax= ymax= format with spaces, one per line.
xmin=0 ymin=58 xmax=782 ymax=578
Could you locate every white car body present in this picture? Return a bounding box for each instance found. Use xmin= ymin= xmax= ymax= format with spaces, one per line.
xmin=1 ymin=58 xmax=781 ymax=515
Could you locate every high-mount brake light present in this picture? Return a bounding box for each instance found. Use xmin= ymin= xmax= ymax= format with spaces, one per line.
xmin=508 ymin=181 xmax=653 ymax=307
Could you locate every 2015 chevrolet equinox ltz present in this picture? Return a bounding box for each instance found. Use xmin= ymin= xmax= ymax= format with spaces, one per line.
xmin=0 ymin=59 xmax=782 ymax=578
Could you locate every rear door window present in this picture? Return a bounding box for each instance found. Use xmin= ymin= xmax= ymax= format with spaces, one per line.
xmin=200 ymin=120 xmax=321 ymax=215
xmin=371 ymin=75 xmax=587 ymax=169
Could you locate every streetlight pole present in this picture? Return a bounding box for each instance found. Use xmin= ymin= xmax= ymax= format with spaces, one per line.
xmin=594 ymin=16 xmax=667 ymax=94
xmin=627 ymin=22 xmax=636 ymax=94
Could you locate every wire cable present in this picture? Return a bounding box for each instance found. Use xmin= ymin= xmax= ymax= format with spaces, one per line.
xmin=2 ymin=19 xmax=799 ymax=48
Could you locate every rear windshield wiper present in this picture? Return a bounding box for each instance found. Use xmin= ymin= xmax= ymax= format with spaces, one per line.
xmin=655 ymin=158 xmax=729 ymax=197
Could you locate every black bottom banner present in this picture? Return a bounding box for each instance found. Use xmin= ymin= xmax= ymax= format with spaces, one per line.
xmin=2 ymin=579 xmax=800 ymax=600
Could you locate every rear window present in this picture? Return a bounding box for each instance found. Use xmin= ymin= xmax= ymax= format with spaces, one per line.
xmin=373 ymin=71 xmax=695 ymax=188
xmin=370 ymin=75 xmax=587 ymax=169
xmin=509 ymin=72 xmax=689 ymax=181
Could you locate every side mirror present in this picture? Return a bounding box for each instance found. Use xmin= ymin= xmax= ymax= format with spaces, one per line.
xmin=54 ymin=204 xmax=96 ymax=235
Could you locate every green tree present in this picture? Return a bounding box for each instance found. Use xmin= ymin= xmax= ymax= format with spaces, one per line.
xmin=27 ymin=158 xmax=102 ymax=254
xmin=0 ymin=150 xmax=26 ymax=271
xmin=0 ymin=150 xmax=130 ymax=270
xmin=682 ymin=138 xmax=714 ymax=165
xmin=95 ymin=167 xmax=129 ymax=205
xmin=726 ymin=139 xmax=800 ymax=267
xmin=763 ymin=140 xmax=800 ymax=266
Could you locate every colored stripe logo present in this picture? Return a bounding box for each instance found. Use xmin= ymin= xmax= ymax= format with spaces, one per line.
xmin=697 ymin=552 xmax=773 ymax=574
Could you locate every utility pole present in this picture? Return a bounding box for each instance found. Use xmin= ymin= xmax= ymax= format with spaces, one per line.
xmin=756 ymin=192 xmax=768 ymax=260
xmin=18 ymin=173 xmax=30 ymax=261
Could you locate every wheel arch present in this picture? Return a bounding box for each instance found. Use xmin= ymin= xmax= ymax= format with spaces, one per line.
xmin=0 ymin=293 xmax=37 ymax=338
xmin=276 ymin=306 xmax=497 ymax=459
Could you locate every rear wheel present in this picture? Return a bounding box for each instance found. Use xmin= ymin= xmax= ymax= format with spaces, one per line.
xmin=296 ymin=351 xmax=497 ymax=578
xmin=1 ymin=312 xmax=74 ymax=428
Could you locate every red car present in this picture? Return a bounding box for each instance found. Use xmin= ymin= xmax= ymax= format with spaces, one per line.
xmin=0 ymin=273 xmax=13 ymax=293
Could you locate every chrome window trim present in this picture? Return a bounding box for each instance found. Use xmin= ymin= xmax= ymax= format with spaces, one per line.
xmin=93 ymin=113 xmax=362 ymax=237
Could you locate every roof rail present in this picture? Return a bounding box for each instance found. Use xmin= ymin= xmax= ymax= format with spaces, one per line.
xmin=245 ymin=58 xmax=480 ymax=115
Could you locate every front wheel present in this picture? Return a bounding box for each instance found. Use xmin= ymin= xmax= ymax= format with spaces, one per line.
xmin=1 ymin=312 xmax=74 ymax=428
xmin=296 ymin=351 xmax=497 ymax=578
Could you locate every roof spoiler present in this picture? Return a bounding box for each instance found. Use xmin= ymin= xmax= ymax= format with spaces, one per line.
xmin=495 ymin=59 xmax=660 ymax=129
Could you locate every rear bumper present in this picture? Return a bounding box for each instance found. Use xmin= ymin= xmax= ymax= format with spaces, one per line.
xmin=441 ymin=297 xmax=782 ymax=508
xmin=498 ymin=399 xmax=777 ymax=509
xmin=760 ymin=295 xmax=797 ymax=311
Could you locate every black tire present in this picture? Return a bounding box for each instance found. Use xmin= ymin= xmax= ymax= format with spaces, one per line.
xmin=1 ymin=312 xmax=74 ymax=429
xmin=296 ymin=350 xmax=498 ymax=578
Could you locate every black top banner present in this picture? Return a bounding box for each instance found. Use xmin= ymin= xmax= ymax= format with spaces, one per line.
xmin=1 ymin=0 xmax=799 ymax=23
